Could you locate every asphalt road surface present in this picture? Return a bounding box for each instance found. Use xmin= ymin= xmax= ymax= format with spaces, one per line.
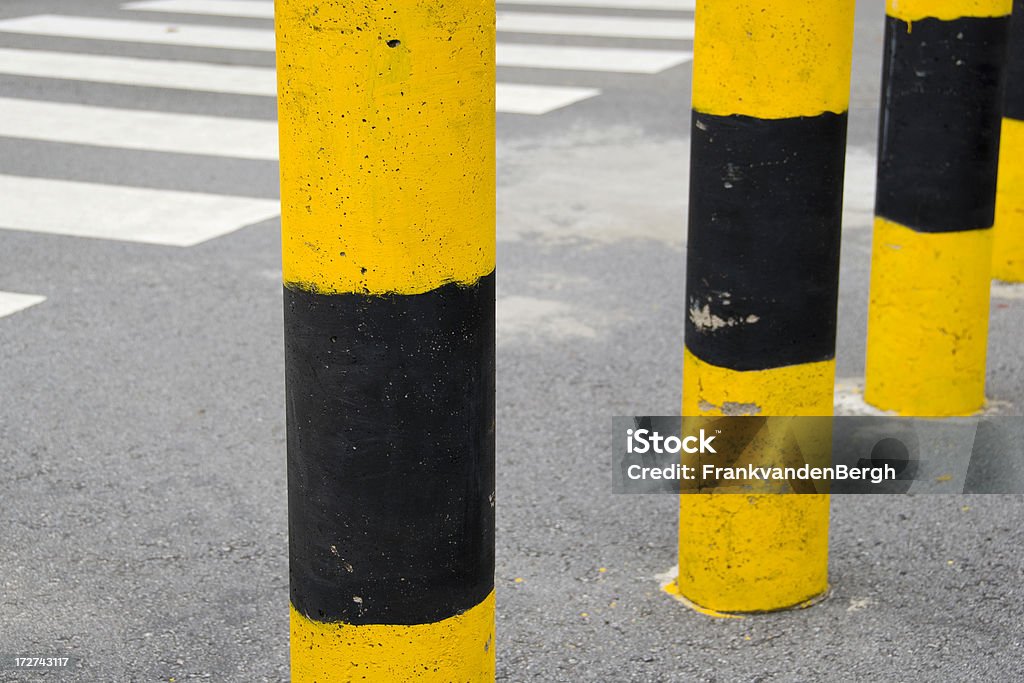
xmin=1 ymin=0 xmax=1024 ymax=681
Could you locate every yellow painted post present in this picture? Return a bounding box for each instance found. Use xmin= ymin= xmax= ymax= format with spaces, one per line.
xmin=865 ymin=0 xmax=1011 ymax=416
xmin=675 ymin=0 xmax=855 ymax=613
xmin=993 ymin=0 xmax=1024 ymax=281
xmin=276 ymin=2 xmax=496 ymax=680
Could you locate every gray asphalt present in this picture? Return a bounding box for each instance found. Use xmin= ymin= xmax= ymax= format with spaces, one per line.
xmin=1 ymin=1 xmax=1023 ymax=681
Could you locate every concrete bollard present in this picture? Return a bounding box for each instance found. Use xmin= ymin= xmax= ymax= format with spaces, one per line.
xmin=276 ymin=2 xmax=496 ymax=679
xmin=677 ymin=0 xmax=855 ymax=613
xmin=865 ymin=0 xmax=1011 ymax=416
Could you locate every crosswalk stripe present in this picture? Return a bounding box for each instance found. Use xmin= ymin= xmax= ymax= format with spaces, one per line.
xmin=0 ymin=175 xmax=279 ymax=247
xmin=497 ymin=83 xmax=600 ymax=114
xmin=501 ymin=0 xmax=695 ymax=9
xmin=0 ymin=16 xmax=691 ymax=74
xmin=498 ymin=43 xmax=691 ymax=73
xmin=0 ymin=14 xmax=274 ymax=51
xmin=0 ymin=49 xmax=598 ymax=114
xmin=497 ymin=12 xmax=694 ymax=39
xmin=0 ymin=16 xmax=692 ymax=66
xmin=0 ymin=291 xmax=46 ymax=319
xmin=123 ymin=0 xmax=697 ymax=17
xmin=122 ymin=0 xmax=696 ymax=40
xmin=123 ymin=0 xmax=274 ymax=18
xmin=0 ymin=47 xmax=277 ymax=96
xmin=0 ymin=97 xmax=278 ymax=160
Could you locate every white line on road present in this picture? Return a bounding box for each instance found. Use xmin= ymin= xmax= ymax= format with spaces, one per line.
xmin=0 ymin=175 xmax=280 ymax=247
xmin=123 ymin=1 xmax=696 ymax=39
xmin=0 ymin=50 xmax=597 ymax=114
xmin=0 ymin=47 xmax=277 ymax=96
xmin=123 ymin=0 xmax=698 ymax=16
xmin=992 ymin=281 xmax=1024 ymax=300
xmin=0 ymin=16 xmax=691 ymax=74
xmin=0 ymin=14 xmax=275 ymax=50
xmin=501 ymin=0 xmax=695 ymax=9
xmin=0 ymin=97 xmax=278 ymax=160
xmin=498 ymin=43 xmax=691 ymax=73
xmin=122 ymin=0 xmax=274 ymax=18
xmin=0 ymin=291 xmax=46 ymax=319
xmin=497 ymin=83 xmax=600 ymax=114
xmin=498 ymin=12 xmax=694 ymax=39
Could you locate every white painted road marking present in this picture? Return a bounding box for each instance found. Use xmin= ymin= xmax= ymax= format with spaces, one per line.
xmin=0 ymin=47 xmax=278 ymax=96
xmin=123 ymin=0 xmax=696 ymax=39
xmin=124 ymin=0 xmax=698 ymax=16
xmin=0 ymin=97 xmax=278 ymax=160
xmin=497 ymin=12 xmax=695 ymax=39
xmin=0 ymin=14 xmax=275 ymax=50
xmin=0 ymin=291 xmax=46 ymax=319
xmin=498 ymin=43 xmax=692 ymax=73
xmin=992 ymin=281 xmax=1024 ymax=300
xmin=501 ymin=0 xmax=695 ymax=9
xmin=497 ymin=83 xmax=601 ymax=114
xmin=123 ymin=0 xmax=275 ymax=18
xmin=0 ymin=175 xmax=280 ymax=247
xmin=0 ymin=16 xmax=692 ymax=74
xmin=0 ymin=49 xmax=597 ymax=114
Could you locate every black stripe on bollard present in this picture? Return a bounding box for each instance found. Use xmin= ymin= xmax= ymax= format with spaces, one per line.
xmin=875 ymin=15 xmax=1011 ymax=233
xmin=684 ymin=112 xmax=846 ymax=372
xmin=285 ymin=274 xmax=496 ymax=626
xmin=993 ymin=0 xmax=1024 ymax=281
xmin=1005 ymin=1 xmax=1024 ymax=120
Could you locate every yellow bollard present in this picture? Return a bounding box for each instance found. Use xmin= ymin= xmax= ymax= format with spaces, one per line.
xmin=865 ymin=0 xmax=1011 ymax=416
xmin=276 ymin=2 xmax=496 ymax=680
xmin=677 ymin=0 xmax=855 ymax=613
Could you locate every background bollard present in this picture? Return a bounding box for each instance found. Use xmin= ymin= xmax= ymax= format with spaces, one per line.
xmin=676 ymin=0 xmax=855 ymax=613
xmin=993 ymin=0 xmax=1024 ymax=281
xmin=865 ymin=0 xmax=1011 ymax=416
xmin=276 ymin=2 xmax=496 ymax=680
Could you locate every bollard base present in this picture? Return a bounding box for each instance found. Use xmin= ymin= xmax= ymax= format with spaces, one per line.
xmin=660 ymin=566 xmax=830 ymax=619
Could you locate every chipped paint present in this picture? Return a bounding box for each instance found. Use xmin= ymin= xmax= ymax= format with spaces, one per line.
xmin=684 ymin=349 xmax=835 ymax=417
xmin=688 ymin=302 xmax=759 ymax=332
xmin=681 ymin=349 xmax=833 ymax=612
xmin=696 ymin=398 xmax=762 ymax=416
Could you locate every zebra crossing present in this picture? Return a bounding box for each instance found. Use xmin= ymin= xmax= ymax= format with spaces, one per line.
xmin=0 ymin=0 xmax=696 ymax=319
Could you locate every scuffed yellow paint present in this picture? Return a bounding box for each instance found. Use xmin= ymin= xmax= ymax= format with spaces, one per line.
xmin=276 ymin=0 xmax=495 ymax=295
xmin=678 ymin=350 xmax=831 ymax=613
xmin=865 ymin=217 xmax=992 ymax=416
xmin=993 ymin=118 xmax=1024 ymax=282
xmin=290 ymin=592 xmax=495 ymax=683
xmin=691 ymin=0 xmax=855 ymax=119
xmin=683 ymin=348 xmax=835 ymax=417
xmin=887 ymin=0 xmax=1011 ymax=22
xmin=678 ymin=493 xmax=830 ymax=613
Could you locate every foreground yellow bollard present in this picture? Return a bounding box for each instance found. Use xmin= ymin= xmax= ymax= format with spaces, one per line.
xmin=865 ymin=0 xmax=1011 ymax=416
xmin=993 ymin=0 xmax=1024 ymax=281
xmin=677 ymin=0 xmax=855 ymax=613
xmin=276 ymin=2 xmax=496 ymax=680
